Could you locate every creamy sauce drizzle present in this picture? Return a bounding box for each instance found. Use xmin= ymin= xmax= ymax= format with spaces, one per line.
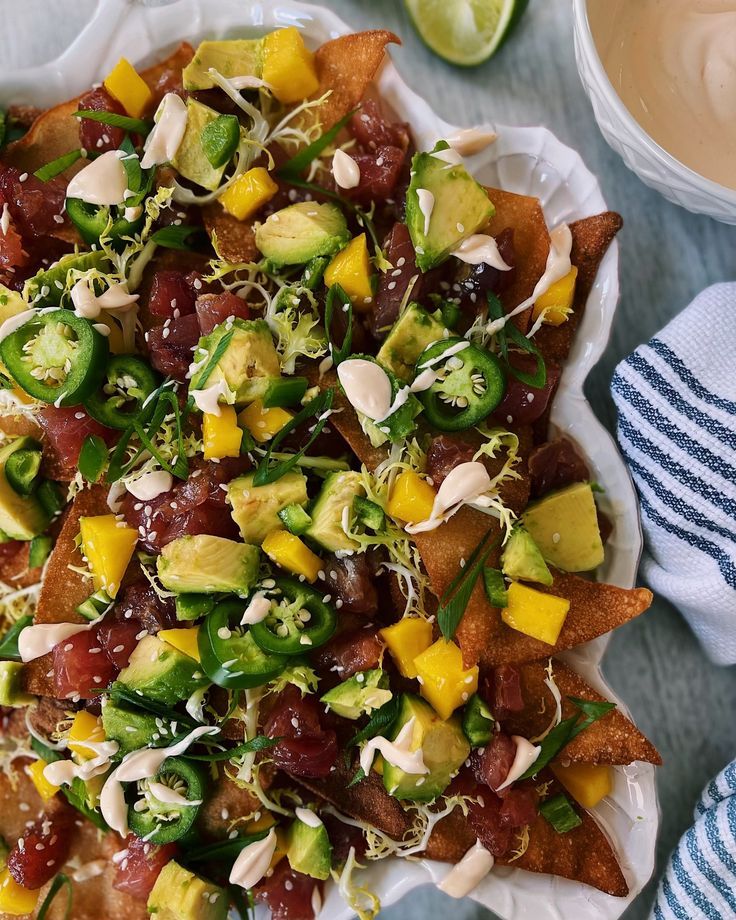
xmin=191 ymin=380 xmax=231 ymax=416
xmin=446 ymin=127 xmax=498 ymax=156
xmin=66 ymin=150 xmax=129 ymax=206
xmin=126 ymin=470 xmax=173 ymax=501
xmin=141 ymin=93 xmax=188 ymax=169
xmin=451 ymin=234 xmax=511 ymax=271
xmin=44 ymin=739 xmax=119 ymax=787
xmin=19 ymin=622 xmax=95 ymax=662
xmin=147 ymin=781 xmax=202 ymax=807
xmin=438 ymin=840 xmax=494 ymax=898
xmin=406 ymin=461 xmax=492 ymax=534
xmin=588 ymin=0 xmax=736 ymax=189
xmin=496 ymin=735 xmax=540 ymax=791
xmin=295 ymin=806 xmax=323 ymax=828
xmin=70 ymin=278 xmax=139 ymax=320
xmin=229 ymin=828 xmax=278 ymax=889
xmin=0 ymin=203 xmax=10 ymax=235
xmin=332 ymin=149 xmax=361 ymax=189
xmin=337 ymin=359 xmax=393 ymax=421
xmin=416 ymin=188 xmax=435 ymax=236
xmin=71 ymin=859 xmax=107 ymax=882
xmin=359 ymin=717 xmax=428 ymax=777
xmin=0 ymin=309 xmax=37 ymax=343
xmin=240 ymin=592 xmax=272 ymax=625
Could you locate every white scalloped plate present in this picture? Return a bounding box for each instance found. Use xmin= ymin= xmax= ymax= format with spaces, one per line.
xmin=0 ymin=3 xmax=658 ymax=918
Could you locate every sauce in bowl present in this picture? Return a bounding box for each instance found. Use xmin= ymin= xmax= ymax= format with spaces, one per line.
xmin=587 ymin=0 xmax=736 ymax=190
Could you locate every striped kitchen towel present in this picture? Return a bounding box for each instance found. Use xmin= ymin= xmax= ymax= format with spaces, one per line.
xmin=611 ymin=282 xmax=736 ymax=667
xmin=651 ymin=760 xmax=736 ymax=920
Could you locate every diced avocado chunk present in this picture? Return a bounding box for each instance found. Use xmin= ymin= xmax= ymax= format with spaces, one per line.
xmin=182 ymin=38 xmax=263 ymax=91
xmin=175 ymin=593 xmax=216 ymax=622
xmin=305 ymin=470 xmax=364 ymax=553
xmin=157 ymin=535 xmax=260 ymax=596
xmin=286 ymin=813 xmax=333 ymax=881
xmin=382 ymin=694 xmax=470 ymax=803
xmin=23 ymin=251 xmax=111 ymax=308
xmin=118 ymin=635 xmax=209 ymax=706
xmin=321 ymin=669 xmax=392 ymax=720
xmin=101 ymin=700 xmax=159 ymax=755
xmin=377 ymin=302 xmax=448 ymax=381
xmin=172 ymin=99 xmax=241 ymax=191
xmin=522 ymin=482 xmax=604 ymax=573
xmin=228 ymin=471 xmax=308 ymax=545
xmin=461 ymin=693 xmax=494 ymax=748
xmin=255 ymin=202 xmax=350 ymax=267
xmin=190 ymin=318 xmax=281 ymax=406
xmin=501 ymin=526 xmax=553 ymax=586
xmin=0 ymin=437 xmax=50 ymax=541
xmin=147 ymin=859 xmax=228 ymax=920
xmin=0 ymin=661 xmax=33 ymax=707
xmin=406 ymin=141 xmax=495 ymax=272
xmin=0 ymin=284 xmax=28 ymax=324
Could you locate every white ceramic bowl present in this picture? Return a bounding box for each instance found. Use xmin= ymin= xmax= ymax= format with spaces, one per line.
xmin=572 ymin=0 xmax=736 ymax=224
xmin=1 ymin=2 xmax=658 ymax=917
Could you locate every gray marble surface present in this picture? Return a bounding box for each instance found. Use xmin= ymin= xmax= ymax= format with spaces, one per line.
xmin=2 ymin=1 xmax=735 ymax=918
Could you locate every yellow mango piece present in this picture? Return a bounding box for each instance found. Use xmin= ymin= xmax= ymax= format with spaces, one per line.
xmin=159 ymin=627 xmax=201 ymax=662
xmin=271 ymin=828 xmax=288 ymax=868
xmin=532 ymin=266 xmax=578 ymax=327
xmin=413 ymin=638 xmax=479 ymax=720
xmin=203 ymin=406 xmax=242 ymax=460
xmin=239 ymin=399 xmax=293 ymax=443
xmin=68 ymin=711 xmax=105 ymax=760
xmin=220 ymin=167 xmax=279 ymax=221
xmin=501 ymin=581 xmax=570 ymax=646
xmin=552 ymin=762 xmax=613 ymax=809
xmin=103 ymin=57 xmax=153 ymax=118
xmin=79 ymin=514 xmax=138 ymax=597
xmin=387 ymin=470 xmax=436 ymax=524
xmin=27 ymin=759 xmax=59 ymax=802
xmin=0 ymin=869 xmax=40 ymax=915
xmin=380 ymin=618 xmax=433 ymax=679
xmin=262 ymin=27 xmax=319 ymax=104
xmin=324 ymin=234 xmax=373 ymax=309
xmin=245 ymin=811 xmax=276 ymax=834
xmin=262 ymin=530 xmax=323 ymax=583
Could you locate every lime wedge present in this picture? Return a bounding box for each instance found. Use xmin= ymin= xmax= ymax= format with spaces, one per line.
xmin=404 ymin=0 xmax=529 ymax=66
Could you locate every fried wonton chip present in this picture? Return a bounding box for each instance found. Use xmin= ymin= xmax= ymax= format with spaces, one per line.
xmin=202 ymin=202 xmax=259 ymax=265
xmin=503 ymin=659 xmax=661 ymax=765
xmin=195 ymin=767 xmax=261 ymax=841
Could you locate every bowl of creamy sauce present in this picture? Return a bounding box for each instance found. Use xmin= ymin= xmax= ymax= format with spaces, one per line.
xmin=573 ymin=0 xmax=736 ymax=223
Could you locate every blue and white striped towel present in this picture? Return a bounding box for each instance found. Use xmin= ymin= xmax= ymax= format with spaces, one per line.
xmin=612 ymin=282 xmax=736 ymax=667
xmin=611 ymin=282 xmax=736 ymax=920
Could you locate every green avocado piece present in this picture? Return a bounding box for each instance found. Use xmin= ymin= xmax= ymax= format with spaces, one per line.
xmin=305 ymin=470 xmax=364 ymax=553
xmin=228 ymin=470 xmax=308 ymax=545
xmin=190 ymin=318 xmax=281 ymax=406
xmin=0 ymin=661 xmax=33 ymax=708
xmin=172 ymin=99 xmax=241 ymax=191
xmin=101 ymin=700 xmax=159 ymax=755
xmin=286 ymin=813 xmax=333 ymax=880
xmin=22 ymin=250 xmax=111 ymax=308
xmin=406 ymin=141 xmax=495 ymax=272
xmin=147 ymin=860 xmax=228 ymax=920
xmin=501 ymin=525 xmax=553 ymax=586
xmin=157 ymin=535 xmax=260 ymax=596
xmin=461 ymin=693 xmax=494 ymax=748
xmin=255 ymin=202 xmax=350 ymax=267
xmin=118 ymin=635 xmax=209 ymax=707
xmin=320 ymin=669 xmax=392 ymax=720
xmin=382 ymin=694 xmax=470 ymax=803
xmin=182 ymin=38 xmax=263 ymax=91
xmin=0 ymin=437 xmax=50 ymax=541
xmin=522 ymin=482 xmax=604 ymax=573
xmin=0 ymin=284 xmax=27 ymax=325
xmin=376 ymin=302 xmax=448 ymax=381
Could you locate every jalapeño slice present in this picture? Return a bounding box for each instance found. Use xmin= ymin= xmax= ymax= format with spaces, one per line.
xmin=198 ymin=599 xmax=287 ymax=690
xmin=66 ymin=198 xmax=144 ymax=246
xmin=0 ymin=309 xmax=109 ymax=406
xmin=85 ymin=355 xmax=159 ymax=430
xmin=127 ymin=756 xmax=204 ymax=844
xmin=250 ymin=578 xmax=337 ymax=656
xmin=415 ymin=337 xmax=506 ymax=431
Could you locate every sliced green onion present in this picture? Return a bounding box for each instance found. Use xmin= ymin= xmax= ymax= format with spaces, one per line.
xmin=184 ymin=734 xmax=278 ymax=763
xmin=150 ymin=225 xmax=205 ymax=251
xmin=483 ymin=565 xmax=508 ymax=607
xmin=37 ymin=873 xmax=72 ymax=920
xmin=437 ymin=532 xmax=499 ymax=639
xmin=195 ymin=330 xmax=234 ymax=391
xmin=261 ymin=376 xmax=308 ymax=409
xmin=28 ymin=535 xmax=52 ymax=569
xmin=539 ymin=793 xmax=583 ymax=834
xmin=325 ymin=283 xmax=353 ymax=366
xmin=278 ymin=108 xmax=358 ymax=180
xmin=187 ymin=831 xmax=269 ymax=864
xmin=74 ymin=109 xmax=151 ymax=135
xmin=347 ymin=695 xmax=401 ymax=749
xmin=487 ymin=293 xmax=547 ymax=389
xmin=78 ymin=434 xmax=108 ymax=483
xmin=34 ymin=149 xmax=83 ymax=182
xmin=0 ymin=614 xmax=33 ymax=661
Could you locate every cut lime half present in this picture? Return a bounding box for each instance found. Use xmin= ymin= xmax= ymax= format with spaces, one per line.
xmin=404 ymin=0 xmax=529 ymax=67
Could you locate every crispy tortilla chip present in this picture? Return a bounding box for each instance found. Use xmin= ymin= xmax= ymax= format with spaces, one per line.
xmin=195 ymin=767 xmax=261 ymax=841
xmin=202 ymin=202 xmax=259 ymax=265
xmin=298 ymin=31 xmax=400 ymax=133
xmin=502 ymin=659 xmax=661 ymax=765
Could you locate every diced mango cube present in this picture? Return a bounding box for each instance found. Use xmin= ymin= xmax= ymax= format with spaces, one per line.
xmin=245 ymin=811 xmax=276 ymax=834
xmin=380 ymin=618 xmax=433 ymax=679
xmin=501 ymin=581 xmax=570 ymax=646
xmin=532 ymin=266 xmax=578 ymax=327
xmin=159 ymin=627 xmax=201 ymax=662
xmin=387 ymin=470 xmax=436 ymax=524
xmin=271 ymin=828 xmax=288 ymax=868
xmin=262 ymin=27 xmax=319 ymax=104
xmin=552 ymin=762 xmax=613 ymax=809
xmin=220 ymin=167 xmax=278 ymax=221
xmin=262 ymin=530 xmax=323 ymax=583
xmin=68 ymin=711 xmax=106 ymax=760
xmin=239 ymin=399 xmax=293 ymax=443
xmin=413 ymin=638 xmax=478 ymax=720
xmin=79 ymin=515 xmax=138 ymax=597
xmin=0 ymin=869 xmax=40 ymax=915
xmin=27 ymin=759 xmax=59 ymax=802
xmin=103 ymin=58 xmax=153 ymax=118
xmin=203 ymin=406 xmax=242 ymax=460
xmin=324 ymin=234 xmax=373 ymax=308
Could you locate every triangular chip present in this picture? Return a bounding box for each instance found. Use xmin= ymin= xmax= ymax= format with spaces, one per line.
xmin=202 ymin=202 xmax=259 ymax=265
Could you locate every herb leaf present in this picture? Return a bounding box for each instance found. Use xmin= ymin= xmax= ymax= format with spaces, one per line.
xmin=34 ymin=149 xmax=82 ymax=182
xmin=37 ymin=873 xmax=73 ymax=920
xmin=324 ymin=283 xmax=353 ymax=366
xmin=78 ymin=434 xmax=108 ymax=483
xmin=487 ymin=293 xmax=547 ymax=389
xmin=437 ymin=531 xmax=499 ymax=639
xmin=186 ymin=831 xmax=269 ymax=864
xmin=278 ymin=108 xmax=358 ymax=180
xmin=347 ymin=695 xmax=401 ymax=749
xmin=184 ymin=734 xmax=279 ymax=762
xmin=106 ymin=683 xmax=199 ymax=730
xmin=151 ymin=225 xmax=205 ymax=251
xmin=74 ymin=109 xmax=151 ymax=135
xmin=0 ymin=614 xmax=33 ymax=661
